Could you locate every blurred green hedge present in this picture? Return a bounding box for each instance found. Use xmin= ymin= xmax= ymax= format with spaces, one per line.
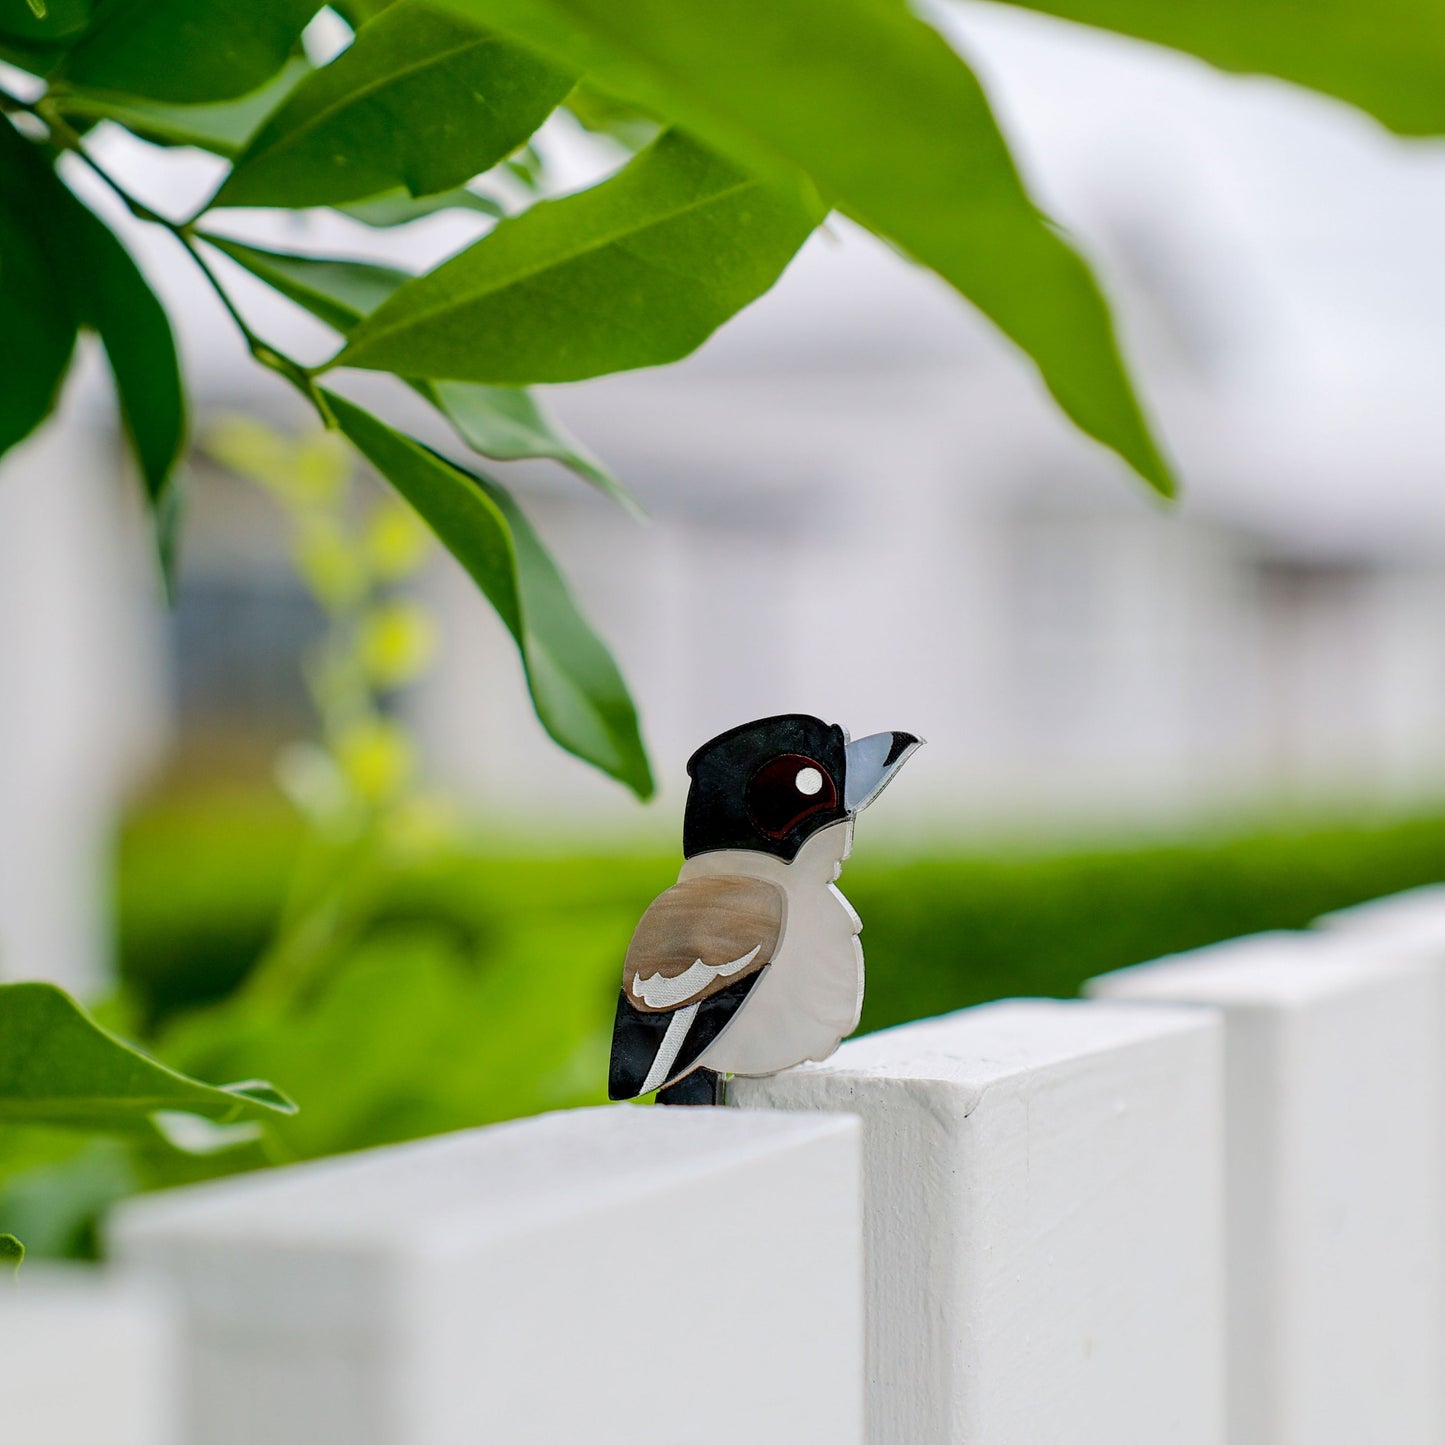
xmin=120 ymin=795 xmax=1445 ymax=1041
xmin=21 ymin=791 xmax=1420 ymax=1244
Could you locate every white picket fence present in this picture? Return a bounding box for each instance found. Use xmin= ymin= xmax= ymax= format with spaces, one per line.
xmin=11 ymin=884 xmax=1445 ymax=1444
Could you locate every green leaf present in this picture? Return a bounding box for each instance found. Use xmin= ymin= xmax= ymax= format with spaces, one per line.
xmin=62 ymin=193 xmax=188 ymax=536
xmin=0 ymin=126 xmax=79 ymax=461
xmin=416 ymin=379 xmax=632 ymax=512
xmin=202 ymin=233 xmax=632 ymax=505
xmin=434 ymin=0 xmax=1174 ymax=493
xmin=336 ymin=185 xmax=504 ymax=227
xmin=331 ymin=0 xmax=401 ymax=24
xmin=55 ymin=58 xmax=312 ymax=158
xmin=565 ymin=79 xmax=660 ymax=151
xmin=990 ymin=0 xmax=1445 ymax=138
xmin=503 ymin=139 xmax=545 ymax=192
xmin=0 ymin=982 xmax=296 ymax=1127
xmin=0 ymin=1234 xmax=22 ymax=1276
xmin=324 ymin=391 xmax=653 ymax=797
xmin=155 ymin=917 xmax=617 ymax=1162
xmin=0 ymin=1136 xmax=136 ymax=1261
xmin=0 ymin=40 xmax=61 ymax=77
xmin=214 ymin=0 xmax=573 ymax=209
xmin=0 ymin=0 xmax=94 ymax=46
xmin=202 ymin=233 xmax=409 ymax=332
xmin=4 ymin=124 xmax=188 ymax=574
xmin=334 ymin=128 xmax=821 ymax=383
xmin=0 ymin=0 xmax=98 ymax=77
xmin=57 ymin=0 xmax=322 ymax=103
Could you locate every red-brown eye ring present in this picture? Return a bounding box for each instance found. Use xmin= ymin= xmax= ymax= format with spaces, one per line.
xmin=745 ymin=754 xmax=838 ymax=839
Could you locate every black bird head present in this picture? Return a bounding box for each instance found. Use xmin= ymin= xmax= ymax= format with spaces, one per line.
xmin=683 ymin=713 xmax=922 ymax=862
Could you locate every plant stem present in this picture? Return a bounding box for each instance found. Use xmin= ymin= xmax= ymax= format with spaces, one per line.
xmin=181 ymin=232 xmax=329 ymax=405
xmin=39 ymin=104 xmax=172 ymax=224
xmin=7 ymin=91 xmax=334 ymax=425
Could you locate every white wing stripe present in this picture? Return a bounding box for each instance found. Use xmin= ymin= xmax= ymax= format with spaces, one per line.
xmin=639 ymin=1003 xmax=700 ymax=1095
xmin=632 ymin=944 xmax=762 ymax=1010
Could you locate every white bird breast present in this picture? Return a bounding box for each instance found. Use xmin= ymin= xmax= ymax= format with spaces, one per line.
xmin=686 ymin=820 xmax=864 ymax=1078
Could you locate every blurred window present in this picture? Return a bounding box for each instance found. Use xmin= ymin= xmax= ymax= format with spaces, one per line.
xmin=163 ymin=455 xmax=324 ymax=776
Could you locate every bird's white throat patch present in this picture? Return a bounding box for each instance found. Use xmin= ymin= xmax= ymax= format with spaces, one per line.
xmin=685 ymin=820 xmax=865 ymax=1077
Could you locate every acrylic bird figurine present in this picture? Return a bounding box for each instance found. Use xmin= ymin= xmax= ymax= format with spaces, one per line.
xmin=609 ymin=714 xmax=922 ymax=1106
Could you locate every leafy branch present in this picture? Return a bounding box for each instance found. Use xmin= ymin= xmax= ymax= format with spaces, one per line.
xmin=0 ymin=6 xmax=663 ymax=795
xmin=13 ymin=89 xmax=331 ymax=412
xmin=3 ymin=0 xmax=1441 ymax=797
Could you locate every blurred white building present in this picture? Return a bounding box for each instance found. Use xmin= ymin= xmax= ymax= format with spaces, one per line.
xmin=0 ymin=362 xmax=166 ymax=994
xmin=9 ymin=4 xmax=1445 ymax=986
xmin=424 ymin=6 xmax=1445 ymax=829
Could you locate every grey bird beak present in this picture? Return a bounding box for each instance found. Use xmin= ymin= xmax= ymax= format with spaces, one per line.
xmin=844 ymin=731 xmax=923 ymax=812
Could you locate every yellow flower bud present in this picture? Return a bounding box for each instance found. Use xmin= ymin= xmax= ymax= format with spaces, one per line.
xmin=365 ymin=500 xmax=431 ymax=580
xmin=335 ymin=718 xmax=416 ymax=806
xmin=206 ymin=416 xmax=293 ymax=491
xmin=293 ymin=516 xmax=366 ymax=610
xmin=208 ymin=419 xmax=351 ymax=508
xmin=290 ymin=432 xmax=352 ymax=507
xmin=359 ymin=600 xmax=439 ymax=687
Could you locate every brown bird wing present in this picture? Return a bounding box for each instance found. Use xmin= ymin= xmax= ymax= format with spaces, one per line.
xmin=621 ymin=874 xmax=785 ymax=1015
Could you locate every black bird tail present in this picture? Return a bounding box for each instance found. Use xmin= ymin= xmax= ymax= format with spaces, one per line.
xmin=608 ymin=972 xmax=763 ymax=1101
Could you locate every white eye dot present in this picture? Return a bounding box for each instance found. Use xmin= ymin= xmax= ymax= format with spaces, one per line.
xmin=795 ymin=766 xmax=823 ymax=796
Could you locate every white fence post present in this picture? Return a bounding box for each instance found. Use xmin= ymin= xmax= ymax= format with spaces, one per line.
xmin=1089 ymin=931 xmax=1445 ymax=1445
xmin=0 ymin=1267 xmax=178 ymax=1445
xmin=1316 ymin=882 xmax=1445 ymax=946
xmin=730 ymin=998 xmax=1225 ymax=1445
xmin=111 ymin=1105 xmax=863 ymax=1445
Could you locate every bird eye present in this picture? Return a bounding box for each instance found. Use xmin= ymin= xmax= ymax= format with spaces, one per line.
xmin=746 ymin=754 xmax=838 ymax=840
